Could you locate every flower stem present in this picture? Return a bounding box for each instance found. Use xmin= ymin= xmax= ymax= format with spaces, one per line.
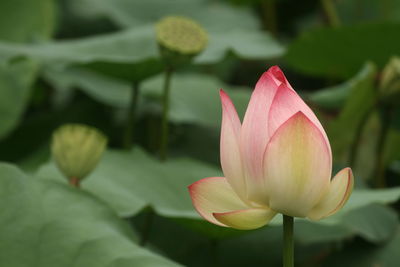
xmin=124 ymin=82 xmax=140 ymax=149
xmin=69 ymin=177 xmax=80 ymax=188
xmin=320 ymin=0 xmax=341 ymax=27
xmin=261 ymin=0 xmax=278 ymax=36
xmin=139 ymin=210 xmax=155 ymax=246
xmin=348 ymin=108 xmax=374 ymax=167
xmin=283 ymin=215 xmax=294 ymax=267
xmin=160 ymin=67 xmax=173 ymax=161
xmin=374 ymin=106 xmax=393 ymax=188
xmin=210 ymin=239 xmax=219 ymax=267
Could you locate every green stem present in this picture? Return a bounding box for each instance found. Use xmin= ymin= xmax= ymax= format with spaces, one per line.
xmin=140 ymin=210 xmax=155 ymax=246
xmin=348 ymin=108 xmax=374 ymax=167
xmin=123 ymin=82 xmax=140 ymax=149
xmin=160 ymin=67 xmax=173 ymax=161
xmin=261 ymin=0 xmax=278 ymax=36
xmin=283 ymin=215 xmax=294 ymax=267
xmin=210 ymin=239 xmax=219 ymax=267
xmin=374 ymin=106 xmax=393 ymax=188
xmin=320 ymin=0 xmax=341 ymax=27
xmin=69 ymin=177 xmax=80 ymax=188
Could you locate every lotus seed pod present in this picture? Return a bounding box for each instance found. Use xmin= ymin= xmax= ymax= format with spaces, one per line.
xmin=51 ymin=124 xmax=107 ymax=181
xmin=156 ymin=16 xmax=208 ymax=66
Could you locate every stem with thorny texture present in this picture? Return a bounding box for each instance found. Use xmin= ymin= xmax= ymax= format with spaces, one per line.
xmin=123 ymin=82 xmax=140 ymax=149
xmin=160 ymin=67 xmax=173 ymax=161
xmin=283 ymin=215 xmax=294 ymax=267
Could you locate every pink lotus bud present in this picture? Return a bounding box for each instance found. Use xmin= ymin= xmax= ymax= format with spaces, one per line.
xmin=188 ymin=66 xmax=354 ymax=230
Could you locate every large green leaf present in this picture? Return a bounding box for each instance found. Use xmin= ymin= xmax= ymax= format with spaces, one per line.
xmin=339 ymin=204 xmax=398 ymax=243
xmin=307 ymin=62 xmax=378 ymax=111
xmin=0 ymin=58 xmax=38 ymax=139
xmin=141 ymin=73 xmax=251 ymax=126
xmin=36 ymin=148 xmax=221 ymax=218
xmin=36 ymin=148 xmax=400 ymax=230
xmin=284 ymin=194 xmax=400 ymax=244
xmin=285 ymin=23 xmax=400 ymax=78
xmin=43 ymin=68 xmax=252 ymax=127
xmin=0 ymin=0 xmax=55 ymax=42
xmin=0 ymin=25 xmax=163 ymax=83
xmin=0 ymin=163 xmax=180 ymax=267
xmin=307 ymin=83 xmax=350 ymax=111
xmin=339 ymin=187 xmax=400 ymax=212
xmin=0 ymin=1 xmax=283 ymax=80
xmin=147 ymin=209 xmax=398 ymax=267
xmin=337 ymin=0 xmax=400 ymax=24
xmin=43 ymin=67 xmax=132 ymax=108
xmin=70 ymin=0 xmax=259 ymax=31
xmin=0 ymin=25 xmax=158 ymax=66
xmin=0 ymin=27 xmax=282 ymax=69
xmin=327 ymin=63 xmax=377 ymax=159
xmin=325 ymin=227 xmax=400 ymax=267
xmin=67 ymin=0 xmax=284 ymax=63
xmin=195 ymin=29 xmax=284 ymax=64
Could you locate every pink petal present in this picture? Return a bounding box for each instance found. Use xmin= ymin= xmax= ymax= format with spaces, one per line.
xmin=188 ymin=177 xmax=249 ymax=227
xmin=219 ymin=90 xmax=247 ymax=201
xmin=268 ymin=65 xmax=294 ymax=90
xmin=308 ymin=168 xmax=354 ymax=220
xmin=263 ymin=112 xmax=331 ymax=217
xmin=213 ymin=208 xmax=276 ymax=230
xmin=239 ymin=68 xmax=280 ymax=205
xmin=267 ymin=83 xmax=331 ymax=159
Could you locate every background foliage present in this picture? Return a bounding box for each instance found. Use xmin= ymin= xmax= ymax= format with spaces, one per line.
xmin=1 ymin=0 xmax=400 ymax=266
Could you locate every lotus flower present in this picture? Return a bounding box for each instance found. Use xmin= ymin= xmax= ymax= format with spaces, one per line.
xmin=188 ymin=66 xmax=354 ymax=230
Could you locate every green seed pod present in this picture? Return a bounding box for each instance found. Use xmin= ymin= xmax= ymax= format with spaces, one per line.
xmin=156 ymin=16 xmax=208 ymax=67
xmin=51 ymin=124 xmax=107 ymax=181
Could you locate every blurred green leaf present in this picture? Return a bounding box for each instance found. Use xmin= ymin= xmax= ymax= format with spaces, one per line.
xmin=0 ymin=58 xmax=38 ymax=139
xmin=44 ymin=68 xmax=252 ymax=127
xmin=308 ymin=63 xmax=378 ymax=110
xmin=0 ymin=0 xmax=55 ymax=42
xmin=82 ymin=59 xmax=164 ymax=82
xmin=195 ymin=29 xmax=284 ymax=64
xmin=0 ymin=163 xmax=180 ymax=267
xmin=351 ymin=111 xmax=381 ymax=181
xmin=325 ymin=227 xmax=400 ymax=267
xmin=328 ymin=63 xmax=377 ymax=159
xmin=291 ymin=189 xmax=400 ymax=244
xmin=279 ymin=203 xmax=399 ymax=245
xmin=173 ymin=218 xmax=247 ymax=240
xmin=285 ymin=23 xmax=400 ymax=78
xmin=68 ymin=0 xmax=284 ymax=63
xmin=0 ymin=25 xmax=158 ymax=66
xmin=43 ymin=67 xmax=132 ymax=107
xmin=340 ymin=204 xmax=398 ymax=243
xmin=142 ymin=73 xmax=251 ymax=126
xmin=0 ymin=25 xmax=282 ymax=84
xmin=71 ymin=0 xmax=260 ymax=31
xmin=293 ymin=220 xmax=352 ymax=245
xmin=379 ymin=56 xmax=400 ymax=102
xmin=384 ymin=128 xmax=400 ymax=166
xmin=308 ymin=83 xmax=349 ymax=111
xmin=338 ymin=187 xmax=400 ymax=213
xmin=35 ymin=146 xmax=400 ymax=245
xmin=337 ymin=0 xmax=400 ymax=24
